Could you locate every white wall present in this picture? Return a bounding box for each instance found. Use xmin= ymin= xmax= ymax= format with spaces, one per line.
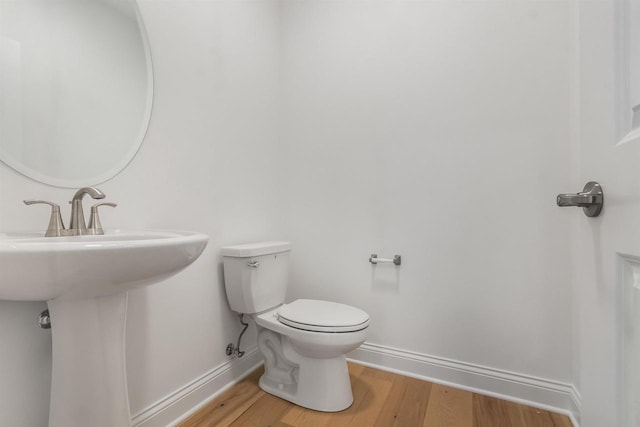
xmin=0 ymin=1 xmax=581 ymax=425
xmin=124 ymin=0 xmax=280 ymax=414
xmin=279 ymin=0 xmax=575 ymax=382
xmin=0 ymin=0 xmax=281 ymax=425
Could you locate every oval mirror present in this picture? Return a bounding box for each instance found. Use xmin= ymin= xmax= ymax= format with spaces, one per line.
xmin=0 ymin=0 xmax=153 ymax=187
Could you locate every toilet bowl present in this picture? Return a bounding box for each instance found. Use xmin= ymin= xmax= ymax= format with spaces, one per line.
xmin=254 ymin=300 xmax=368 ymax=411
xmin=221 ymin=242 xmax=369 ymax=412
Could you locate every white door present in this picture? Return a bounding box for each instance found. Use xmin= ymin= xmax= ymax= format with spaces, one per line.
xmin=576 ymin=0 xmax=640 ymax=426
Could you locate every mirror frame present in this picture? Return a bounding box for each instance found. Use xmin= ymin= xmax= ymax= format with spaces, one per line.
xmin=0 ymin=0 xmax=154 ymax=187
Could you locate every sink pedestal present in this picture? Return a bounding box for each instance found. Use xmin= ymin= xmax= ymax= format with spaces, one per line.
xmin=47 ymin=293 xmax=131 ymax=427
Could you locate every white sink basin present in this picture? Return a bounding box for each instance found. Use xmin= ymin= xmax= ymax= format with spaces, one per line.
xmin=0 ymin=229 xmax=208 ymax=300
xmin=0 ymin=229 xmax=209 ymax=427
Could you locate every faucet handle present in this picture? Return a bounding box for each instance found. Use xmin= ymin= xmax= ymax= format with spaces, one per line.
xmin=23 ymin=200 xmax=67 ymax=237
xmin=87 ymin=202 xmax=117 ymax=235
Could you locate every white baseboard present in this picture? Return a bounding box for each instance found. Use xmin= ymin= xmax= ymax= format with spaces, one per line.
xmin=132 ymin=341 xmax=581 ymax=427
xmin=131 ymin=347 xmax=262 ymax=427
xmin=348 ymin=342 xmax=581 ymax=427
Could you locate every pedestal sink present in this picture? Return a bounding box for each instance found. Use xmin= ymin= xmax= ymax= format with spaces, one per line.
xmin=0 ymin=230 xmax=209 ymax=427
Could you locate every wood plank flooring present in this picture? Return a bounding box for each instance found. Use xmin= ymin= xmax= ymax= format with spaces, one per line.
xmin=178 ymin=363 xmax=573 ymax=427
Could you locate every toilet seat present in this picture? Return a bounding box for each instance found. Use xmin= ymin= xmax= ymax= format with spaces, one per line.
xmin=277 ymin=299 xmax=369 ymax=333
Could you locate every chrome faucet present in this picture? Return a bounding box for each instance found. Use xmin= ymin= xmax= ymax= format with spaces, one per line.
xmin=69 ymin=187 xmax=106 ymax=235
xmin=25 ymin=187 xmax=116 ymax=237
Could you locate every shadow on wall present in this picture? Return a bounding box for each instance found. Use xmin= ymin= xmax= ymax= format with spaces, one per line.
xmin=371 ymin=264 xmax=401 ymax=293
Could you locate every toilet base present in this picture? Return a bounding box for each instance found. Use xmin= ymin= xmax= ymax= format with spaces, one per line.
xmin=258 ymin=352 xmax=354 ymax=412
xmin=257 ymin=328 xmax=355 ymax=412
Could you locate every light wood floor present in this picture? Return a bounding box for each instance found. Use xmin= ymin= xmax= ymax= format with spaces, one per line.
xmin=179 ymin=363 xmax=573 ymax=427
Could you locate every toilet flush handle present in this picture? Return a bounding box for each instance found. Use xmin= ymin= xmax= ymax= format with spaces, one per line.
xmin=247 ymin=261 xmax=260 ymax=268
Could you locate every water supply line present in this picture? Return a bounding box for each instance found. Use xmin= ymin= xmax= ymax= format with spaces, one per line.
xmin=226 ymin=313 xmax=249 ymax=358
xmin=38 ymin=309 xmax=51 ymax=329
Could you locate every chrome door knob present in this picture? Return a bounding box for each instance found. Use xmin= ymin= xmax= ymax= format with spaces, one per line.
xmin=557 ymin=181 xmax=604 ymax=217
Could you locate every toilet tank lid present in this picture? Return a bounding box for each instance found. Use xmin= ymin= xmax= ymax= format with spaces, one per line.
xmin=221 ymin=241 xmax=291 ymax=257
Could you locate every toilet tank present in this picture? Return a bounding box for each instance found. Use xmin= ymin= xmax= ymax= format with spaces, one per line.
xmin=221 ymin=241 xmax=291 ymax=314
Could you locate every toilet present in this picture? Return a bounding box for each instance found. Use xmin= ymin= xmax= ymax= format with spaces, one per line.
xmin=221 ymin=241 xmax=369 ymax=412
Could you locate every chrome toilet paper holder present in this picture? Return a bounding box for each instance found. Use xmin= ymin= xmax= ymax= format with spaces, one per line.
xmin=369 ymin=254 xmax=402 ymax=266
